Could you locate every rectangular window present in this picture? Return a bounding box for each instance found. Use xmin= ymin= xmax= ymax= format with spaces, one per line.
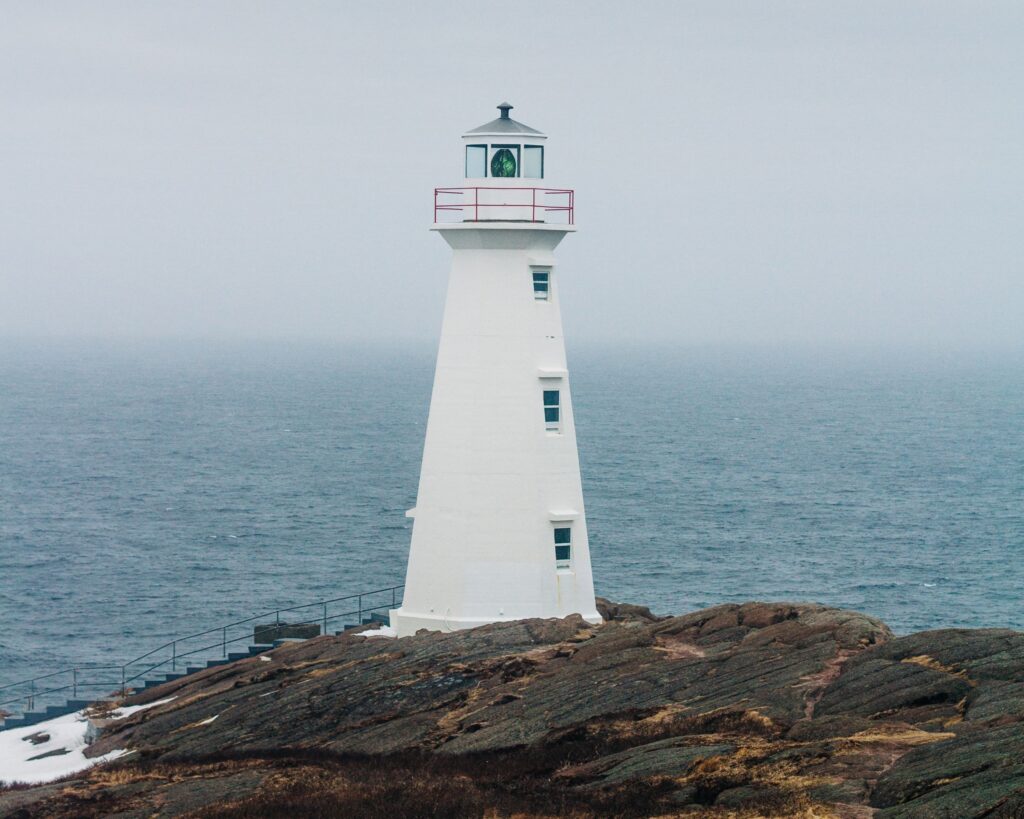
xmin=465 ymin=145 xmax=487 ymax=178
xmin=532 ymin=269 xmax=550 ymax=300
xmin=543 ymin=389 xmax=560 ymax=431
xmin=554 ymin=526 xmax=572 ymax=567
xmin=523 ymin=145 xmax=544 ymax=179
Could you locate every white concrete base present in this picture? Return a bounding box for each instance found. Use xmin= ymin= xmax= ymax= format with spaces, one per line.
xmin=389 ymin=607 xmax=602 ymax=637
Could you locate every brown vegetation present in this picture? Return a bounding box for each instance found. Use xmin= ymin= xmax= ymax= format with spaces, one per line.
xmin=3 ymin=602 xmax=1024 ymax=818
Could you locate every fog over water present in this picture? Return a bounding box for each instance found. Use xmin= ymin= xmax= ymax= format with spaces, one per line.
xmin=1 ymin=2 xmax=1022 ymax=350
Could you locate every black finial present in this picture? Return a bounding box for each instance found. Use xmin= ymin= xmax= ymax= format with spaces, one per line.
xmin=497 ymin=102 xmax=513 ymax=119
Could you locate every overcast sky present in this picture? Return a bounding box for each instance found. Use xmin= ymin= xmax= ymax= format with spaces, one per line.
xmin=1 ymin=2 xmax=1022 ymax=350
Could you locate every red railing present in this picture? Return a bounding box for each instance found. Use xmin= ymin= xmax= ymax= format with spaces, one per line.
xmin=434 ymin=187 xmax=574 ymax=225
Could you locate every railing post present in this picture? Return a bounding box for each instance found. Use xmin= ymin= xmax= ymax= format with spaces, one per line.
xmin=29 ymin=680 xmax=35 ymax=712
xmin=358 ymin=595 xmax=363 ymax=625
xmin=73 ymin=667 xmax=77 ymax=699
xmin=474 ymin=188 xmax=479 ymax=222
xmin=121 ymin=666 xmax=126 ymax=697
xmin=392 ymin=586 xmax=396 ymax=607
xmin=222 ymin=627 xmax=227 ymax=658
xmin=276 ymin=610 xmax=280 ymax=626
xmin=532 ymin=187 xmax=536 ymax=222
xmin=323 ymin=603 xmax=328 ymax=636
xmin=172 ymin=640 xmax=176 ymax=671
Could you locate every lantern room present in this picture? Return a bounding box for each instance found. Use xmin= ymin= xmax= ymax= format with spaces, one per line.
xmin=435 ymin=103 xmax=572 ymax=225
xmin=462 ymin=102 xmax=546 ymax=181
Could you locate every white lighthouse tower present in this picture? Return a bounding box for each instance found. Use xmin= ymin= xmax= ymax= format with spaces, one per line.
xmin=390 ymin=103 xmax=601 ymax=637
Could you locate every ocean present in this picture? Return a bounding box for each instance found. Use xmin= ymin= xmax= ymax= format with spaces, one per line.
xmin=1 ymin=340 xmax=1022 ymax=694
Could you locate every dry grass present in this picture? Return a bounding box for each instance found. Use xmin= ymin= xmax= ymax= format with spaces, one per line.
xmin=1 ymin=733 xmax=860 ymax=818
xmin=300 ymin=667 xmax=336 ymax=680
xmin=653 ymin=634 xmax=708 ymax=660
xmin=900 ymin=655 xmax=974 ymax=683
xmin=0 ymin=703 xmax=900 ymax=818
xmin=83 ymin=700 xmax=122 ymax=719
xmin=846 ymin=726 xmax=954 ymax=746
xmin=55 ymin=751 xmax=676 ymax=819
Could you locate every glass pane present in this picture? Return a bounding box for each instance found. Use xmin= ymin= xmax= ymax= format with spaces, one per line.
xmin=544 ymin=407 xmax=560 ymax=423
xmin=554 ymin=527 xmax=571 ymax=544
xmin=543 ymin=390 xmax=559 ymax=406
xmin=533 ymin=282 xmax=548 ymax=293
xmin=555 ymin=544 xmax=571 ymax=562
xmin=533 ymin=271 xmax=549 ymax=283
xmin=523 ymin=146 xmax=543 ymax=179
xmin=466 ymin=145 xmax=486 ymax=178
xmin=490 ymin=147 xmax=518 ymax=177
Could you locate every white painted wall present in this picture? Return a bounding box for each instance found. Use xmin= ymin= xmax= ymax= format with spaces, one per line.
xmin=391 ymin=222 xmax=600 ymax=636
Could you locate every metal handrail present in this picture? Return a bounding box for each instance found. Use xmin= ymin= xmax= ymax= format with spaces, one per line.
xmin=120 ymin=598 xmax=396 ymax=686
xmin=434 ymin=186 xmax=574 ymax=225
xmin=0 ymin=584 xmax=403 ymax=715
xmin=117 ymin=585 xmax=403 ymax=670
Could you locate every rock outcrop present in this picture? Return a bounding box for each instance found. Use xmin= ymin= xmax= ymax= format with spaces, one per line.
xmin=2 ymin=601 xmax=1023 ymax=817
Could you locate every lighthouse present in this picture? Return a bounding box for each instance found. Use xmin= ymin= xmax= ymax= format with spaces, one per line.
xmin=390 ymin=104 xmax=601 ymax=637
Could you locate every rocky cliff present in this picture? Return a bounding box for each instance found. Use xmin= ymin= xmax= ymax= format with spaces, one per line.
xmin=3 ymin=600 xmax=1024 ymax=818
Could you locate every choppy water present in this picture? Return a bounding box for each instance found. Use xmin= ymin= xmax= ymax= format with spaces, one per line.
xmin=1 ymin=340 xmax=1022 ymax=692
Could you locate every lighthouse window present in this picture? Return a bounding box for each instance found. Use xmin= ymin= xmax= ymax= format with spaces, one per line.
xmin=554 ymin=527 xmax=572 ymax=567
xmin=543 ymin=390 xmax=560 ymax=430
xmin=490 ymin=145 xmax=519 ymax=178
xmin=532 ymin=270 xmax=550 ymax=300
xmin=466 ymin=145 xmax=487 ymax=178
xmin=523 ymin=145 xmax=544 ymax=179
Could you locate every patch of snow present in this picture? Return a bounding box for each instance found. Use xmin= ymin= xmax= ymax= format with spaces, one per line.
xmin=259 ymin=655 xmax=272 ymax=662
xmin=0 ymin=712 xmax=123 ymax=786
xmin=196 ymin=714 xmax=218 ymax=726
xmin=110 ymin=697 xmax=176 ymax=720
xmin=355 ymin=625 xmax=397 ymax=639
xmin=0 ymin=697 xmax=175 ymax=786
